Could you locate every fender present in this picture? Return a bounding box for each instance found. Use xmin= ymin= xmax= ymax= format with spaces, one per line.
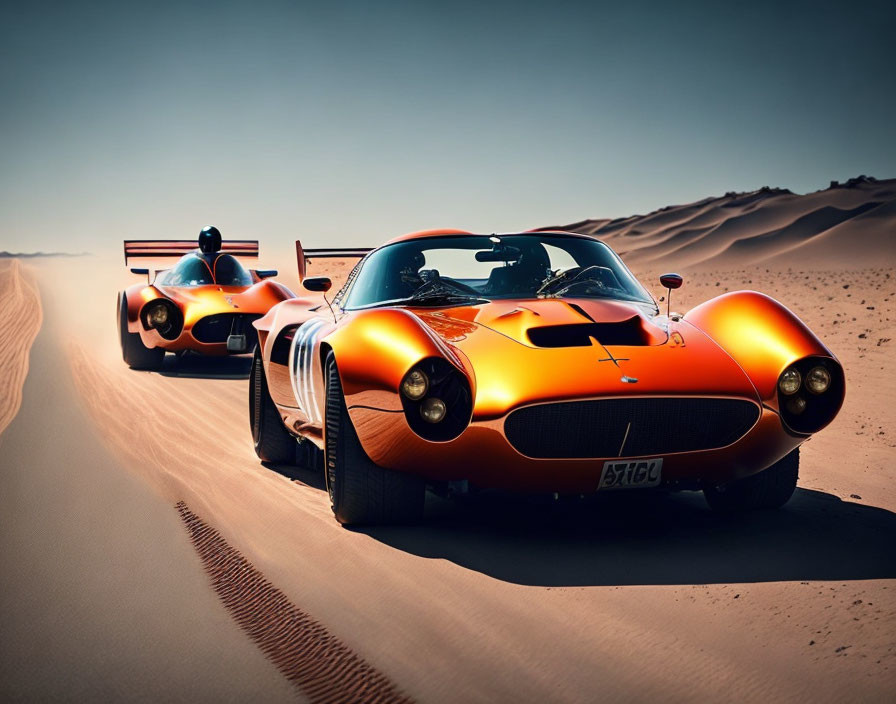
xmin=323 ymin=307 xmax=472 ymax=412
xmin=123 ymin=283 xmax=168 ymax=333
xmin=249 ymin=278 xmax=295 ymax=308
xmin=253 ymin=295 xmax=318 ymax=351
xmin=684 ymin=290 xmax=840 ymax=407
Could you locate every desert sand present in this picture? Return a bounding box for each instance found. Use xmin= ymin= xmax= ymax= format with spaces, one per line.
xmin=1 ymin=180 xmax=894 ymax=702
xmin=0 ymin=261 xmax=41 ymax=438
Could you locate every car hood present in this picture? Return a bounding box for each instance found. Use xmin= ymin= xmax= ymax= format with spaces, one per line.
xmin=407 ymin=298 xmax=760 ymax=419
xmin=154 ymin=282 xmax=279 ymax=316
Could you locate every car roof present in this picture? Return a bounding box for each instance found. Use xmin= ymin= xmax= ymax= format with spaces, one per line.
xmin=381 ymin=228 xmax=597 ymax=246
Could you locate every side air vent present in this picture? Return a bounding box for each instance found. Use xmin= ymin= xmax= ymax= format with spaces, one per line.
xmin=270 ymin=324 xmax=300 ymax=364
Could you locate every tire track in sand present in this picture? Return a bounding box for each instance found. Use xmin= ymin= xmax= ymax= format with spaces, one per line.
xmin=0 ymin=260 xmax=43 ymax=439
xmin=176 ymin=501 xmax=411 ymax=704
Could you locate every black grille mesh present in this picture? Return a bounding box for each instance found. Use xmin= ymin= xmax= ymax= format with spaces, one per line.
xmin=192 ymin=313 xmax=261 ymax=343
xmin=505 ymin=397 xmax=759 ymax=459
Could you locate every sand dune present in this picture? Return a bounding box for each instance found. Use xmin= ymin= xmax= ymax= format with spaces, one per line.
xmin=0 ymin=260 xmax=42 ymax=438
xmin=560 ymin=177 xmax=896 ymax=269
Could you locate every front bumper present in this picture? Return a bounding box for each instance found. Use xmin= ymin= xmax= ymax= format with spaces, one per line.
xmin=347 ymin=402 xmax=801 ymax=493
xmin=138 ymin=313 xmax=262 ymax=355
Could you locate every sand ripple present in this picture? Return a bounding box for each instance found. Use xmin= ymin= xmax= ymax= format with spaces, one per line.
xmin=0 ymin=260 xmax=42 ymax=438
xmin=177 ymin=501 xmax=411 ymax=703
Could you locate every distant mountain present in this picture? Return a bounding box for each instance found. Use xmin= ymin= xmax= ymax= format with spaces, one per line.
xmin=548 ymin=176 xmax=895 ymax=269
xmin=0 ymin=252 xmax=88 ymax=258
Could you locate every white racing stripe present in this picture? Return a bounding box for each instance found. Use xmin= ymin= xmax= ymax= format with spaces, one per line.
xmin=288 ymin=318 xmax=326 ymax=423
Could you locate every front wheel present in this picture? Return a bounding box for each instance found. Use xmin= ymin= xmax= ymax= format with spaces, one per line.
xmin=249 ymin=348 xmax=298 ymax=464
xmin=118 ymin=293 xmax=164 ymax=370
xmin=324 ymin=353 xmax=424 ymax=526
xmin=704 ymin=448 xmax=799 ymax=511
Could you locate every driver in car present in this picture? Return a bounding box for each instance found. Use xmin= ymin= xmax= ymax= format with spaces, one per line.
xmin=383 ymin=248 xmax=426 ymax=300
xmin=484 ymin=241 xmax=552 ymax=296
xmin=195 ymin=225 xmax=248 ymax=285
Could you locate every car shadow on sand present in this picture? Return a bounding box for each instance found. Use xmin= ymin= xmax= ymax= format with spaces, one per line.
xmin=262 ymin=451 xmax=328 ymax=490
xmin=157 ymin=353 xmax=253 ymax=380
xmin=359 ymin=488 xmax=896 ymax=587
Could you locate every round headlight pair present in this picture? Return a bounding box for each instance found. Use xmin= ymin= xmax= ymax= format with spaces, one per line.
xmin=778 ymin=364 xmax=831 ymax=396
xmin=401 ymin=367 xmax=447 ymax=423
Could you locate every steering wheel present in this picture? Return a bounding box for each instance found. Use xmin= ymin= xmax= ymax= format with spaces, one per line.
xmin=537 ymin=266 xmax=585 ymax=295
xmin=438 ymin=275 xmax=480 ymax=295
xmin=418 ymin=269 xmax=480 ymax=295
xmin=539 ymin=265 xmax=621 ymax=297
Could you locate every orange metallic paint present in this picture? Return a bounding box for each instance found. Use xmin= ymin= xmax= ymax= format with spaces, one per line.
xmin=255 ymin=230 xmax=845 ymax=492
xmin=347 ymin=405 xmax=795 ymax=492
xmin=123 ymin=274 xmax=295 ymax=355
xmin=383 ymin=228 xmax=473 ymax=245
xmin=684 ymin=290 xmax=841 ymax=409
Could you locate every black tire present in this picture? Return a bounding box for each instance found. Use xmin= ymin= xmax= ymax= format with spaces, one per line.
xmin=249 ymin=348 xmax=298 ymax=464
xmin=324 ymin=353 xmax=424 ymax=526
xmin=704 ymin=448 xmax=799 ymax=511
xmin=118 ymin=293 xmax=164 ymax=370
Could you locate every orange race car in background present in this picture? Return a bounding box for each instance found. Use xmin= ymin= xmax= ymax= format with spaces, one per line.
xmin=117 ymin=226 xmax=295 ymax=369
xmin=249 ymin=229 xmax=845 ymax=526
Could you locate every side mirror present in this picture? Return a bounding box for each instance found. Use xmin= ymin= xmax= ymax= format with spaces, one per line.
xmin=659 ymin=273 xmax=683 ymax=290
xmin=303 ymin=276 xmax=332 ymax=293
xmin=659 ymin=273 xmax=683 ymax=318
xmin=255 ymin=269 xmax=278 ymax=279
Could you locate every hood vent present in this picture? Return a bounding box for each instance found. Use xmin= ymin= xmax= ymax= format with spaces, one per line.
xmin=527 ymin=318 xmax=655 ymax=348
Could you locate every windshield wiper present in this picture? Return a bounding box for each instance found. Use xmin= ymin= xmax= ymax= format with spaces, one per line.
xmin=396 ymin=276 xmax=488 ymax=306
xmin=402 ymin=291 xmax=487 ymax=306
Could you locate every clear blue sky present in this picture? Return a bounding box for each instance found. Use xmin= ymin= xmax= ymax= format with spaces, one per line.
xmin=1 ymin=0 xmax=894 ymax=252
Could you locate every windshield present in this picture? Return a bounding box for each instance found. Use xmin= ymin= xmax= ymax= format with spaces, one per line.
xmin=342 ymin=234 xmax=654 ymax=309
xmin=158 ymin=253 xmax=253 ymax=287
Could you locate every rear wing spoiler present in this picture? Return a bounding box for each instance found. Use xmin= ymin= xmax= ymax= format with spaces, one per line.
xmin=296 ymin=240 xmax=372 ymax=281
xmin=124 ymin=239 xmax=259 ymax=265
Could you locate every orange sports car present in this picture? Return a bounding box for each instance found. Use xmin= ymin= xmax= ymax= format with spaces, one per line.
xmin=118 ymin=226 xmax=295 ymax=369
xmin=250 ymin=229 xmax=845 ymax=525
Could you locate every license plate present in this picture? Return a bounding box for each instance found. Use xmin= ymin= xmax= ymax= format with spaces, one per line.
xmin=599 ymin=458 xmax=663 ymax=490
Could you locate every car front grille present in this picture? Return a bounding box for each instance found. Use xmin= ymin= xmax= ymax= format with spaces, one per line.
xmin=504 ymin=397 xmax=760 ymax=459
xmin=191 ymin=313 xmax=261 ymax=343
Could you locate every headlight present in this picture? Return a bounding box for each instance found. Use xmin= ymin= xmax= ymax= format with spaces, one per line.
xmin=420 ymin=397 xmax=447 ymax=423
xmin=778 ymin=367 xmax=801 ymax=395
xmin=785 ymin=396 xmax=807 ymax=415
xmin=805 ymin=365 xmax=831 ymax=394
xmin=399 ymin=357 xmax=472 ymax=441
xmin=140 ymin=300 xmax=182 ymax=340
xmin=401 ymin=368 xmax=428 ymax=400
xmin=147 ymin=303 xmax=169 ymax=326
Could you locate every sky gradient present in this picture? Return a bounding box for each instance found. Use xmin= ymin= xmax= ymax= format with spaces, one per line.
xmin=1 ymin=0 xmax=894 ymax=254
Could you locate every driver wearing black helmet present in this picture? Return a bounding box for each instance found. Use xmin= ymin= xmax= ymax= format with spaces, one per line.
xmin=193 ymin=225 xmax=247 ymax=285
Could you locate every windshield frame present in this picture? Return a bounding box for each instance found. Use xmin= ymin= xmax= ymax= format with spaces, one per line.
xmin=339 ymin=233 xmax=657 ymax=313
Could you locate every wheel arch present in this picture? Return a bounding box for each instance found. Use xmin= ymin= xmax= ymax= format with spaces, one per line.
xmin=684 ymin=290 xmax=843 ymax=407
xmin=121 ymin=283 xmax=170 ymax=334
xmin=322 ymin=307 xmax=468 ymax=403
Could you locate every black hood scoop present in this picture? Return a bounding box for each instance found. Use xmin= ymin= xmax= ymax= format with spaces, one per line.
xmin=527 ymin=317 xmax=659 ymax=348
